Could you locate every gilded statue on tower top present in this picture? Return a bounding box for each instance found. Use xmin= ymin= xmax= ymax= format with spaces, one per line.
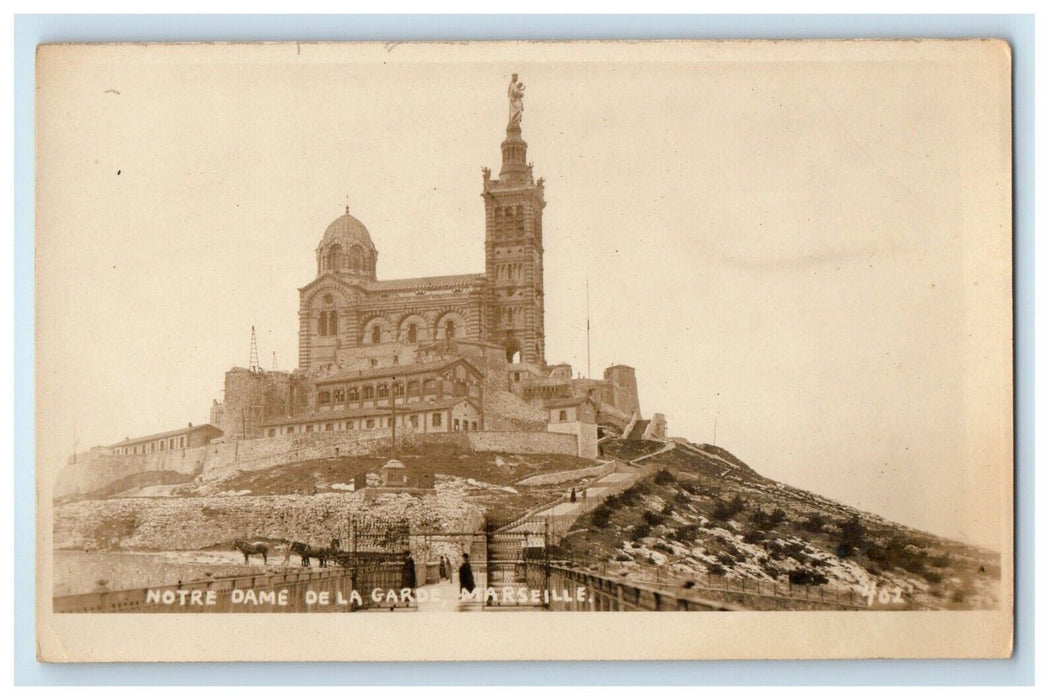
xmin=508 ymin=73 xmax=525 ymax=127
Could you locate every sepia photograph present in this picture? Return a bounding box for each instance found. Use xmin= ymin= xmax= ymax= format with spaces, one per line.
xmin=34 ymin=39 xmax=1013 ymax=661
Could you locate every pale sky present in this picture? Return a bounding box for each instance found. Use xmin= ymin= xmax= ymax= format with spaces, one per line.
xmin=36 ymin=41 xmax=1012 ymax=551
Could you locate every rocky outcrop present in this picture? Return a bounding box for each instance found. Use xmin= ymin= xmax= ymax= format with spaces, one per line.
xmin=54 ymin=480 xmax=485 ymax=552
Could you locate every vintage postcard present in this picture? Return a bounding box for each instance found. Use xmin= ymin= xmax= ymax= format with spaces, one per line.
xmin=35 ymin=39 xmax=1013 ymax=661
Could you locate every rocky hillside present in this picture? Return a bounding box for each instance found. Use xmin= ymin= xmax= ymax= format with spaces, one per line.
xmin=557 ymin=441 xmax=1001 ymax=611
xmin=53 ymin=450 xmax=598 ymax=551
xmin=53 ymin=434 xmax=1001 ymax=611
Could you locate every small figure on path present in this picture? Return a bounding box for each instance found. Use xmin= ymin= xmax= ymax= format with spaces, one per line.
xmin=459 ymin=552 xmax=475 ymax=595
xmin=439 ymin=554 xmax=449 ymax=582
xmin=401 ymin=550 xmax=417 ymax=590
xmin=570 ymin=488 xmax=577 ymax=503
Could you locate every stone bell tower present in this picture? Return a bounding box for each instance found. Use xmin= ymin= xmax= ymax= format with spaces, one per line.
xmin=483 ymin=73 xmax=546 ymax=366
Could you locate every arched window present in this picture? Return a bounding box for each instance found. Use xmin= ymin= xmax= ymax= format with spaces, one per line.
xmin=445 ymin=320 xmax=456 ymax=339
xmin=318 ymin=390 xmax=331 ymax=405
xmin=363 ymin=385 xmax=374 ymax=400
xmin=394 ymin=382 xmax=405 ymax=396
xmin=333 ymin=388 xmax=345 ymax=403
xmin=559 ymin=410 xmax=568 ymax=422
xmin=349 ymin=386 xmax=359 ymax=401
xmin=350 ymin=246 xmax=363 ymax=272
xmin=371 ymin=325 xmax=381 ymax=344
xmin=506 ymin=308 xmax=514 ymax=325
xmin=318 ymin=310 xmax=328 ymax=336
xmin=407 ymin=380 xmax=420 ymax=395
xmin=377 ymin=383 xmax=389 ymax=398
xmin=328 ymin=310 xmax=338 ymax=336
xmin=407 ymin=323 xmax=417 ymax=343
xmin=327 ymin=244 xmax=342 ymax=271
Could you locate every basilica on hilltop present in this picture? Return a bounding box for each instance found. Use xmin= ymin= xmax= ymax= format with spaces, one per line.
xmin=62 ymin=76 xmax=665 ymax=492
xmin=299 ymin=73 xmax=546 ymax=373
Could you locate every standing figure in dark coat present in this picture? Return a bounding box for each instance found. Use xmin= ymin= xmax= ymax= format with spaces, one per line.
xmin=458 ymin=552 xmax=475 ymax=594
xmin=401 ymin=551 xmax=417 ymax=590
xmin=438 ymin=555 xmax=449 ymax=582
xmin=570 ymin=488 xmax=577 ymax=503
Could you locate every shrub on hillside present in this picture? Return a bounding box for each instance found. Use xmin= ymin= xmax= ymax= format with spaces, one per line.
xmin=750 ymin=508 xmax=786 ymax=530
xmin=654 ymin=469 xmax=676 ymax=485
xmin=788 ymin=569 xmax=829 ymax=586
xmin=591 ymin=506 xmax=612 ymax=528
xmin=801 ymin=512 xmax=827 ymax=533
xmin=674 ymin=524 xmax=699 ymax=543
xmin=839 ymin=515 xmax=866 ymax=546
xmin=707 ymin=562 xmax=727 ymax=576
xmin=865 ymin=536 xmax=931 ymax=576
xmin=643 ymin=511 xmax=665 ymax=527
xmin=630 ymin=523 xmax=651 ymax=540
xmin=835 ymin=515 xmax=867 ymax=557
xmin=661 ymin=502 xmax=675 ymax=516
xmin=616 ymin=488 xmax=640 ymax=506
xmin=654 ymin=541 xmax=674 ymax=555
xmin=678 ymin=480 xmax=702 ymax=495
xmin=711 ymin=495 xmax=746 ymax=521
xmin=743 ymin=529 xmax=766 ymax=545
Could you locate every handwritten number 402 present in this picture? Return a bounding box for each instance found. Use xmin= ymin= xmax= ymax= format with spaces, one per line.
xmin=864 ymin=582 xmax=905 ymax=606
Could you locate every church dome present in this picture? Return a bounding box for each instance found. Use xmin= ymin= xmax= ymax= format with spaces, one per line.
xmin=316 ymin=207 xmax=378 ymax=280
xmin=319 ymin=207 xmax=377 ymax=254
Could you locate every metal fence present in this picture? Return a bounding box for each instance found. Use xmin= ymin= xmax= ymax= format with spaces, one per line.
xmin=553 ymin=562 xmax=871 ymax=611
xmin=536 ymin=563 xmax=737 ymax=612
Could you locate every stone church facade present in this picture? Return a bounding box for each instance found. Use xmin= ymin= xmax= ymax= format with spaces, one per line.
xmin=298 ymin=96 xmax=546 ymax=373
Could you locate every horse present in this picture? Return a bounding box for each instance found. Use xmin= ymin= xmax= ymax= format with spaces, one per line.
xmin=288 ymin=541 xmax=329 ymax=568
xmin=233 ymin=539 xmax=269 ymax=565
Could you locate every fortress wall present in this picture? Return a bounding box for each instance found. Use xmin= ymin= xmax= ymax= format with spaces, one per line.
xmin=55 ymin=446 xmax=214 ymax=498
xmin=217 ymin=369 xmax=311 ymax=439
xmin=546 ymin=420 xmax=599 ymax=459
xmin=466 ymin=430 xmax=577 ymax=456
xmin=516 ymin=461 xmax=615 ymax=486
xmin=56 ymin=428 xmax=574 ymax=499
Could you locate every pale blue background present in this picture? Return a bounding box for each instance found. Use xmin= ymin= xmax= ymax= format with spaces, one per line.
xmin=13 ymin=13 xmax=1035 ymax=685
